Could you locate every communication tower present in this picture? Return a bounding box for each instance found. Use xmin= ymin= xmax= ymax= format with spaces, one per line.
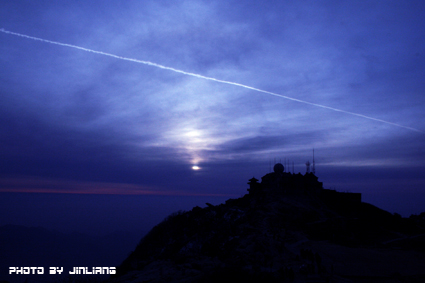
xmin=306 ymin=161 xmax=310 ymax=173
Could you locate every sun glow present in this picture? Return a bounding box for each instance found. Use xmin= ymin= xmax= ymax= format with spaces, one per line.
xmin=192 ymin=165 xmax=200 ymax=170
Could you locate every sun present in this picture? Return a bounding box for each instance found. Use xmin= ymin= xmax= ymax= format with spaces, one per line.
xmin=192 ymin=165 xmax=200 ymax=170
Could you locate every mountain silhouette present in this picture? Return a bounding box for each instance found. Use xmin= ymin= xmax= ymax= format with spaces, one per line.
xmin=112 ymin=167 xmax=425 ymax=282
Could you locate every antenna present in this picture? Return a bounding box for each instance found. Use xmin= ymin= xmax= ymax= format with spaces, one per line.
xmin=306 ymin=161 xmax=310 ymax=174
xmin=312 ymin=148 xmax=316 ymax=175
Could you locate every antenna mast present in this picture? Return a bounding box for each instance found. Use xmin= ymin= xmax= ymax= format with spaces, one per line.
xmin=312 ymin=148 xmax=316 ymax=175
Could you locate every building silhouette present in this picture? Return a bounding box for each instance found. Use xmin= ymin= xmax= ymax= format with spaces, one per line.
xmin=248 ymin=162 xmax=361 ymax=203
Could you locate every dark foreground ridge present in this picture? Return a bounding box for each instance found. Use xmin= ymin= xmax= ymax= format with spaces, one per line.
xmin=111 ymin=164 xmax=425 ymax=282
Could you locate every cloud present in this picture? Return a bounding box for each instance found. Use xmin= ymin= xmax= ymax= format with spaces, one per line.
xmin=0 ymin=0 xmax=424 ymax=197
xmin=0 ymin=176 xmax=236 ymax=196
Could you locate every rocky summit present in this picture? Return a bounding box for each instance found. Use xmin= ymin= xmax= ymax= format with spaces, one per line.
xmin=111 ymin=165 xmax=425 ymax=282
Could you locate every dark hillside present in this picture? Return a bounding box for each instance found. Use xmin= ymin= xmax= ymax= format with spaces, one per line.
xmin=112 ymin=168 xmax=425 ymax=282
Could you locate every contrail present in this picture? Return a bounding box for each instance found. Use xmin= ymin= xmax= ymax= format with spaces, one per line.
xmin=1 ymin=28 xmax=423 ymax=133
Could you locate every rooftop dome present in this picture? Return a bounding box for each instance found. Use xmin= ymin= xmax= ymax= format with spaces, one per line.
xmin=273 ymin=163 xmax=284 ymax=173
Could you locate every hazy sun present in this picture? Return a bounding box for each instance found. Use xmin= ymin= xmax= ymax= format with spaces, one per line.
xmin=192 ymin=165 xmax=200 ymax=170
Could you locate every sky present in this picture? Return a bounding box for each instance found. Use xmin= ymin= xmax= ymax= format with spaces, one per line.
xmin=0 ymin=0 xmax=424 ymax=235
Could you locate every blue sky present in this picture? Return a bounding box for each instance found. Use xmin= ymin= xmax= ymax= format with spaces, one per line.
xmin=0 ymin=0 xmax=424 ymax=233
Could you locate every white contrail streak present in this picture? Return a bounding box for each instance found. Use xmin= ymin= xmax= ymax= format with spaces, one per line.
xmin=1 ymin=28 xmax=423 ymax=133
